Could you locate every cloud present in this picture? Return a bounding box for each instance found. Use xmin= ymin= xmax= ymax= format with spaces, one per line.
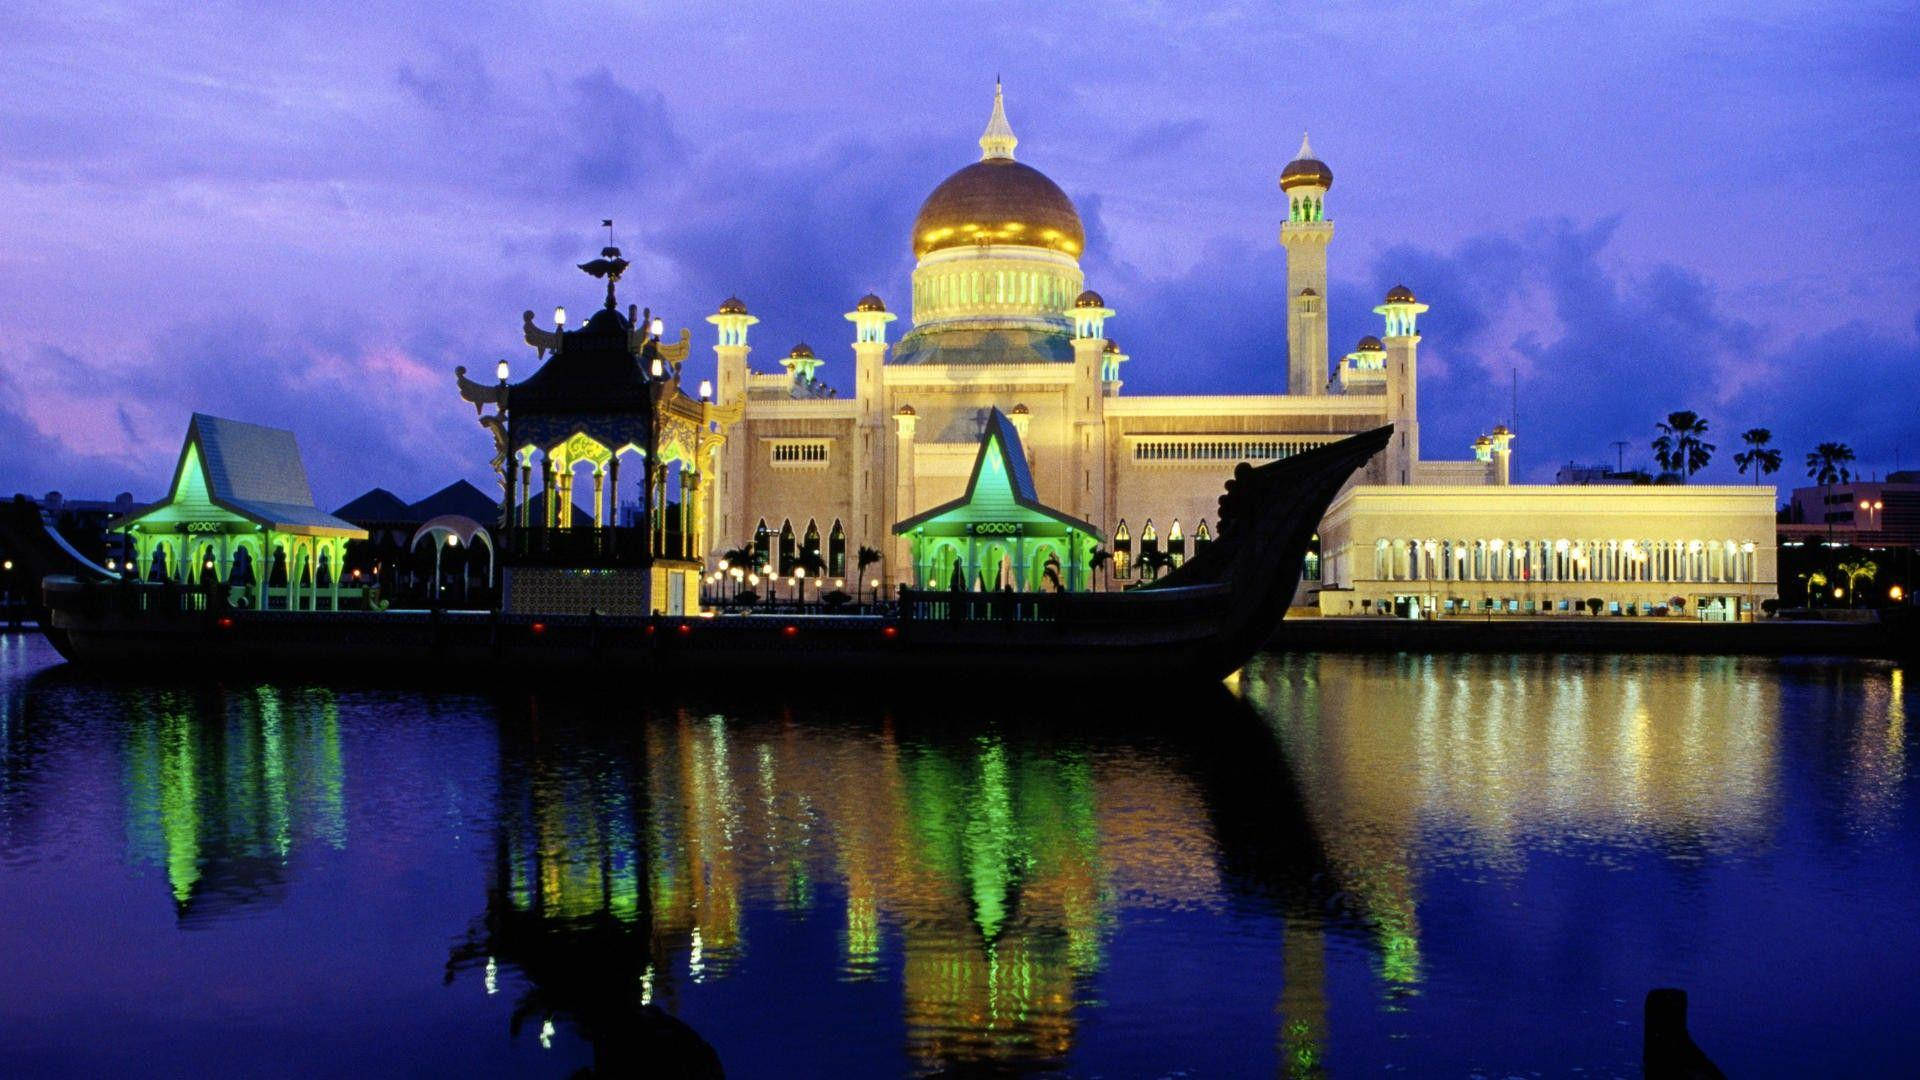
xmin=1091 ymin=214 xmax=1918 ymax=482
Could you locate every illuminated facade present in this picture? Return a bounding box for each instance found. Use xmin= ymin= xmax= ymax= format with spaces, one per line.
xmin=701 ymin=84 xmax=1776 ymax=612
xmin=119 ymin=413 xmax=367 ymax=610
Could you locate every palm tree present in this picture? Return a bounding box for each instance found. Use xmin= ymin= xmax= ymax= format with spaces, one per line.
xmin=1089 ymin=546 xmax=1111 ymax=590
xmin=1734 ymin=428 xmax=1782 ymax=485
xmin=1837 ymin=558 xmax=1878 ymax=608
xmin=1806 ymin=441 xmax=1857 ymax=554
xmin=1804 ymin=570 xmax=1829 ymax=609
xmin=1652 ymin=411 xmax=1716 ymax=482
xmin=856 ymin=545 xmax=882 ymax=603
xmin=1138 ymin=549 xmax=1173 ymax=582
xmin=1805 ymin=442 xmax=1855 ymax=487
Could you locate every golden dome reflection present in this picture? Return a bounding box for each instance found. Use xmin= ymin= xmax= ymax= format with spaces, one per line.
xmin=912 ymin=159 xmax=1085 ymax=259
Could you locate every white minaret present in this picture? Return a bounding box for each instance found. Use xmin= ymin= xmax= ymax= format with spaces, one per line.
xmin=1279 ymin=133 xmax=1333 ymax=396
xmin=1375 ymin=284 xmax=1430 ymax=485
xmin=707 ymin=297 xmax=758 ymax=544
xmin=846 ymin=294 xmax=896 ymax=550
xmin=1069 ymin=289 xmax=1113 ymax=527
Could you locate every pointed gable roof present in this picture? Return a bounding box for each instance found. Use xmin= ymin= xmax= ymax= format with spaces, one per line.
xmin=893 ymin=408 xmax=1099 ymax=536
xmin=406 ymin=479 xmax=499 ymax=522
xmin=333 ymin=487 xmax=413 ymax=523
xmin=153 ymin=414 xmax=365 ymax=535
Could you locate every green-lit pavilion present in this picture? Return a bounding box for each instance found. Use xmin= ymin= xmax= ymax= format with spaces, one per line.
xmin=119 ymin=414 xmax=367 ymax=609
xmin=895 ymin=409 xmax=1099 ymax=592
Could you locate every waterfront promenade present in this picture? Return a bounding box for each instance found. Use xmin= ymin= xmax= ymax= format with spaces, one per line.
xmin=1271 ymin=613 xmax=1911 ymax=658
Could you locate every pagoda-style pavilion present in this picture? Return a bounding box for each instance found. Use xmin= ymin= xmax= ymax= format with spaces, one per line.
xmin=895 ymin=409 xmax=1099 ymax=591
xmin=459 ymin=246 xmax=736 ymax=615
xmin=119 ymin=414 xmax=367 ymax=610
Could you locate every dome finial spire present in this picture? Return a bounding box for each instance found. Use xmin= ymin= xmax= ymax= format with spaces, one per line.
xmin=980 ymin=79 xmax=1017 ymax=161
xmin=1297 ymin=131 xmax=1313 ymax=160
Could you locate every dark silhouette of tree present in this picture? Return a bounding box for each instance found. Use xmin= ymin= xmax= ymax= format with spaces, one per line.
xmin=1652 ymin=411 xmax=1715 ymax=482
xmin=1734 ymin=428 xmax=1782 ymax=485
xmin=1089 ymin=546 xmax=1111 ymax=589
xmin=1806 ymin=441 xmax=1856 ymax=556
xmin=855 ymin=545 xmax=882 ymax=603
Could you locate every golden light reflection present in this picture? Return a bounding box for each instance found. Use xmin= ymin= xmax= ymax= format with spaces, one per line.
xmin=1236 ymin=653 xmax=1787 ymax=994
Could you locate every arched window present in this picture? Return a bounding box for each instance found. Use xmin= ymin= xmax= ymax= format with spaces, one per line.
xmin=1303 ymin=533 xmax=1321 ymax=582
xmin=1141 ymin=519 xmax=1160 ymax=579
xmin=1113 ymin=519 xmax=1132 ymax=578
xmin=778 ymin=519 xmax=796 ymax=576
xmin=828 ymin=520 xmax=846 ymax=577
xmin=1168 ymin=519 xmax=1186 ymax=568
xmin=753 ymin=519 xmax=771 ymax=572
xmin=804 ymin=519 xmax=822 ymax=566
xmin=1194 ymin=520 xmax=1212 ymax=551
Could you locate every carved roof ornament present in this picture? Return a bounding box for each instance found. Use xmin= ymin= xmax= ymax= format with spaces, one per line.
xmin=578 ymin=245 xmax=631 ymax=310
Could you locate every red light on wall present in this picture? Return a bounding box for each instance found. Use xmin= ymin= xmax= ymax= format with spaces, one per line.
xmin=782 ymin=625 xmax=798 ymax=637
xmin=677 ymin=624 xmax=691 ymax=635
xmin=531 ymin=622 xmax=546 ymax=634
xmin=216 ymin=617 xmax=234 ymax=630
xmin=882 ymin=626 xmax=897 ymax=638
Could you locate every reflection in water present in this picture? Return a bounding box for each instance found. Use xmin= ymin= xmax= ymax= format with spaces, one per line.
xmin=5 ymin=629 xmax=1908 ymax=1075
xmin=1238 ymin=653 xmax=1800 ymax=998
xmin=454 ymin=698 xmax=1294 ymax=1075
xmin=120 ymin=685 xmax=346 ymax=915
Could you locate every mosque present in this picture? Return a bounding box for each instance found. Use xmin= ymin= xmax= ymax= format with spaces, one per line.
xmin=702 ymin=84 xmax=1779 ymax=617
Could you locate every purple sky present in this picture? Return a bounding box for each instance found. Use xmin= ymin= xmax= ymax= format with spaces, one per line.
xmin=3 ymin=2 xmax=1917 ymax=508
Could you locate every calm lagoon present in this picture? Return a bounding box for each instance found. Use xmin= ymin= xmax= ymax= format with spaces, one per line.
xmin=1 ymin=633 xmax=1913 ymax=1076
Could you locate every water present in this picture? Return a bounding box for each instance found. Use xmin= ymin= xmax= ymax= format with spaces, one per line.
xmin=0 ymin=633 xmax=1914 ymax=1077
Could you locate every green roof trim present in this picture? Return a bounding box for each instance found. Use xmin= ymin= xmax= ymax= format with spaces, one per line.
xmin=893 ymin=409 xmax=1099 ymax=536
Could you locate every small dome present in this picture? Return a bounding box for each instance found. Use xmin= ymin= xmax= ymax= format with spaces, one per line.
xmin=717 ymin=296 xmax=748 ymax=315
xmin=1280 ymin=158 xmax=1333 ymax=192
xmin=789 ymin=342 xmax=815 ymax=358
xmin=1074 ymin=289 xmax=1105 ymax=308
xmin=1384 ymin=284 xmax=1417 ymax=304
xmin=855 ymin=293 xmax=886 ymax=312
xmin=1298 ymin=287 xmax=1317 ymax=297
xmin=1491 ymin=424 xmax=1513 ymax=437
xmin=1355 ymin=335 xmax=1384 ymax=352
xmin=1103 ymin=339 xmax=1120 ymax=354
xmin=1279 ymin=133 xmax=1333 ymax=192
xmin=1472 ymin=434 xmax=1493 ymax=447
xmin=1011 ymin=403 xmax=1030 ymax=415
xmin=897 ymin=404 xmax=916 ymax=416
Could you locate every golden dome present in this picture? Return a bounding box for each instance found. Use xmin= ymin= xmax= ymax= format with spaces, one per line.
xmin=1011 ymin=403 xmax=1030 ymax=415
xmin=897 ymin=404 xmax=916 ymax=416
xmin=1102 ymin=339 xmax=1120 ymax=354
xmin=1280 ymin=132 xmax=1333 ymax=192
xmin=1075 ymin=289 xmax=1105 ymax=308
xmin=1385 ymin=284 xmax=1417 ymax=304
xmin=717 ymin=296 xmax=748 ymax=314
xmin=789 ymin=342 xmax=814 ymax=358
xmin=855 ymin=293 xmax=886 ymax=312
xmin=913 ymin=159 xmax=1085 ymax=258
xmin=1354 ymin=335 xmax=1383 ymax=352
